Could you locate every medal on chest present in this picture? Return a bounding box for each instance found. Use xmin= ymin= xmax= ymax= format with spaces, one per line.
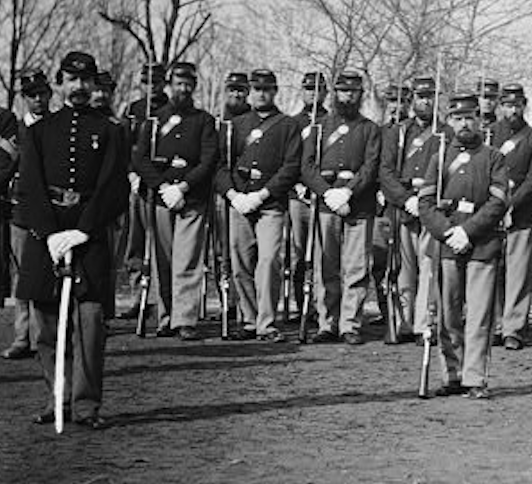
xmin=250 ymin=128 xmax=263 ymax=142
xmin=338 ymin=124 xmax=349 ymax=135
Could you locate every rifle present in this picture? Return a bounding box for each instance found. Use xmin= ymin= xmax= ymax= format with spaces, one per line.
xmin=384 ymin=82 xmax=407 ymax=345
xmin=219 ymin=118 xmax=233 ymax=339
xmin=136 ymin=57 xmax=158 ymax=338
xmin=419 ymin=53 xmax=444 ymax=398
xmin=54 ymin=250 xmax=73 ymax=434
xmin=282 ymin=213 xmax=292 ymax=323
xmin=299 ymin=73 xmax=324 ymax=343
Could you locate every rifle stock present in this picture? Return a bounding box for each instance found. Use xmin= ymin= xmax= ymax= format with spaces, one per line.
xmin=282 ymin=214 xmax=292 ymax=323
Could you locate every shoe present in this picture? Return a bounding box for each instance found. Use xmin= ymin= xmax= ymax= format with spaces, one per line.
xmin=156 ymin=326 xmax=178 ymax=338
xmin=1 ymin=346 xmax=35 ymax=359
xmin=341 ymin=332 xmax=364 ymax=345
xmin=116 ymin=304 xmax=140 ymax=319
xmin=504 ymin=336 xmax=523 ymax=351
xmin=492 ymin=334 xmax=503 ymax=347
xmin=234 ymin=328 xmax=257 ymax=340
xmin=177 ymin=326 xmax=203 ymax=341
xmin=33 ymin=408 xmax=72 ymax=425
xmin=434 ymin=383 xmax=467 ymax=397
xmin=74 ymin=415 xmax=106 ymax=430
xmin=311 ymin=330 xmax=339 ymax=344
xmin=464 ymin=387 xmax=489 ymax=399
xmin=257 ymin=330 xmax=286 ymax=343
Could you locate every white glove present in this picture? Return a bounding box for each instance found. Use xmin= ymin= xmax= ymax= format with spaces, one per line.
xmin=444 ymin=226 xmax=471 ymax=254
xmin=231 ymin=193 xmax=253 ymax=214
xmin=336 ymin=203 xmax=351 ymax=217
xmin=376 ymin=190 xmax=386 ymax=207
xmin=503 ymin=207 xmax=513 ymax=229
xmin=404 ymin=196 xmax=419 ymax=217
xmin=324 ymin=188 xmax=352 ymax=212
xmin=159 ymin=184 xmax=185 ymax=210
xmin=245 ymin=191 xmax=265 ymax=212
xmin=294 ymin=183 xmax=308 ymax=200
xmin=47 ymin=230 xmax=89 ymax=264
xmin=129 ymin=172 xmax=141 ymax=194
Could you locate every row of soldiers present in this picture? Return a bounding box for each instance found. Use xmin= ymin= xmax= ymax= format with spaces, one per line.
xmin=1 ymin=50 xmax=531 ymax=428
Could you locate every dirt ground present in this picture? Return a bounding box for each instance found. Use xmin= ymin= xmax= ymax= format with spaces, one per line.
xmin=2 ymin=298 xmax=532 ymax=484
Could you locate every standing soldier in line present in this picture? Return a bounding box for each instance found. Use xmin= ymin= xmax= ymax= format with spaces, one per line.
xmin=118 ymin=63 xmax=168 ymax=320
xmin=371 ymin=83 xmax=411 ymax=327
xmin=477 ymin=78 xmax=499 ymax=142
xmin=18 ymin=51 xmax=129 ymax=428
xmin=216 ymin=69 xmax=301 ymax=343
xmin=302 ymin=71 xmax=380 ymax=345
xmin=134 ymin=62 xmax=218 ymax=340
xmin=0 ymin=72 xmax=31 ymax=359
xmin=289 ymin=71 xmax=328 ymax=324
xmin=379 ymin=77 xmax=453 ymax=344
xmin=213 ymin=72 xmax=252 ymax=322
xmin=492 ymin=84 xmax=532 ymax=351
xmin=419 ymin=92 xmax=507 ymax=398
xmin=91 ymin=71 xmax=127 ymax=322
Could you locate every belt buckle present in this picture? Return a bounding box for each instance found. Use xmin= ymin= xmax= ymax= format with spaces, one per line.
xmin=64 ymin=190 xmax=80 ymax=206
xmin=337 ymin=170 xmax=354 ymax=180
xmin=250 ymin=168 xmax=262 ymax=180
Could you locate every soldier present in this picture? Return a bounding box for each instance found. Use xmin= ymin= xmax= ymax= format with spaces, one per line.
xmin=492 ymin=84 xmax=532 ymax=351
xmin=379 ymin=76 xmax=453 ymax=344
xmin=476 ymin=78 xmax=499 ymax=143
xmin=419 ymin=92 xmax=507 ymax=398
xmin=134 ymin=61 xmax=218 ymax=340
xmin=289 ymin=71 xmax=328 ymax=323
xmin=302 ymin=70 xmax=380 ymax=345
xmin=17 ymin=51 xmax=129 ymax=428
xmin=91 ymin=71 xmax=127 ymax=321
xmin=0 ymin=70 xmax=25 ymax=359
xmin=118 ymin=63 xmax=169 ymax=320
xmin=215 ymin=69 xmax=301 ymax=342
xmin=373 ymin=84 xmax=411 ymax=328
xmin=213 ymin=72 xmax=252 ymax=322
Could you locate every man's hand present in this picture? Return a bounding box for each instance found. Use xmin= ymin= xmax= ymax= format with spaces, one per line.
xmin=47 ymin=230 xmax=89 ymax=264
xmin=324 ymin=188 xmax=352 ymax=212
xmin=336 ymin=203 xmax=351 ymax=217
xmin=159 ymin=183 xmax=185 ymax=210
xmin=231 ymin=193 xmax=253 ymax=214
xmin=404 ymin=195 xmax=419 ymax=217
xmin=444 ymin=226 xmax=471 ymax=254
xmin=128 ymin=172 xmax=141 ymax=194
xmin=376 ymin=190 xmax=386 ymax=207
xmin=503 ymin=207 xmax=513 ymax=230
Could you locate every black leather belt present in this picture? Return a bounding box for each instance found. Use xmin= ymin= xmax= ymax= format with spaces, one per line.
xmin=320 ymin=169 xmax=355 ymax=183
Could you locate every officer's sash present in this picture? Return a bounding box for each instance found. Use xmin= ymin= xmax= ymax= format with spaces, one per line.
xmin=499 ymin=125 xmax=529 ymax=156
xmin=406 ymin=126 xmax=433 ymax=160
xmin=245 ymin=113 xmax=286 ymax=146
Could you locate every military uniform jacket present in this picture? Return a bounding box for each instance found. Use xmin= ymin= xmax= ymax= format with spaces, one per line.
xmin=217 ymin=104 xmax=252 ymax=165
xmin=16 ymin=105 xmax=129 ymax=304
xmin=134 ymin=101 xmax=218 ymax=208
xmin=215 ymin=107 xmax=302 ymax=211
xmin=301 ymin=111 xmax=380 ymax=218
xmin=379 ymin=118 xmax=454 ymax=224
xmin=418 ymin=136 xmax=507 ymax=261
xmin=491 ymin=118 xmax=532 ymax=229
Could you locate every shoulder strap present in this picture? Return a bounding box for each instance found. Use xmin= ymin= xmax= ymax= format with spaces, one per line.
xmin=405 ymin=125 xmax=433 ymax=160
xmin=499 ymin=124 xmax=529 ymax=155
xmin=245 ymin=113 xmax=286 ymax=146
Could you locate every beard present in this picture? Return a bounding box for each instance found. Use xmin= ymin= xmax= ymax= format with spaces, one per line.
xmin=172 ymin=93 xmax=193 ymax=111
xmin=334 ymin=98 xmax=360 ymax=120
xmin=413 ymin=105 xmax=432 ymax=122
xmin=69 ymin=89 xmax=90 ymax=106
xmin=456 ymin=128 xmax=477 ymax=145
xmin=508 ymin=113 xmax=524 ymax=131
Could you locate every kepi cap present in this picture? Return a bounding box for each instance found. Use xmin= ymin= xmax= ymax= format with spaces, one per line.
xmin=95 ymin=71 xmax=117 ymax=92
xmin=20 ymin=68 xmax=50 ymax=95
xmin=448 ymin=91 xmax=479 ymax=115
xmin=476 ymin=78 xmax=499 ymax=98
xmin=140 ymin=63 xmax=166 ymax=84
xmin=249 ymin=69 xmax=277 ymax=89
xmin=59 ymin=51 xmax=97 ymax=79
xmin=500 ymin=83 xmax=525 ymax=104
xmin=225 ymin=72 xmax=249 ymax=89
xmin=383 ymin=83 xmax=411 ymax=101
xmin=301 ymin=72 xmax=327 ymax=90
xmin=334 ymin=71 xmax=363 ymax=91
xmin=412 ymin=76 xmax=436 ymax=95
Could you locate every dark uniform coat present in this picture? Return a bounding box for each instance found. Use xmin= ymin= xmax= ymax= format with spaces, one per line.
xmin=216 ymin=107 xmax=302 ymax=211
xmin=301 ymin=111 xmax=380 ymax=218
xmin=133 ymin=100 xmax=219 ymax=208
xmin=16 ymin=105 xmax=129 ymax=304
xmin=491 ymin=118 xmax=532 ymax=229
xmin=379 ymin=118 xmax=454 ymax=224
xmin=418 ymin=136 xmax=507 ymax=260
